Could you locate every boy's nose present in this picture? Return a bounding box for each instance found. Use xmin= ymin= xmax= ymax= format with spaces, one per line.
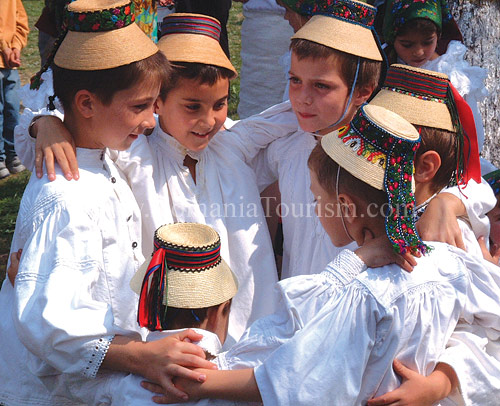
xmin=141 ymin=110 xmax=156 ymax=132
xmin=299 ymin=89 xmax=313 ymax=106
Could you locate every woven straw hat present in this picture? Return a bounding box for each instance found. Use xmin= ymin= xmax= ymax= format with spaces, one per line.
xmin=54 ymin=0 xmax=158 ymax=70
xmin=321 ymin=104 xmax=419 ymax=190
xmin=291 ymin=0 xmax=383 ymax=61
xmin=132 ymin=223 xmax=238 ymax=315
xmin=370 ymin=64 xmax=454 ymax=132
xmin=158 ymin=13 xmax=237 ymax=77
xmin=320 ymin=104 xmax=427 ymax=255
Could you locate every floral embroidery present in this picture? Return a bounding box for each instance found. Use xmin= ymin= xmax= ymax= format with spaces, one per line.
xmin=64 ymin=3 xmax=135 ymax=32
xmin=484 ymin=169 xmax=500 ymax=197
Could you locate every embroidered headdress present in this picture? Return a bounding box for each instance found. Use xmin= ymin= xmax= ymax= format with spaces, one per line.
xmin=30 ymin=0 xmax=158 ymax=89
xmin=132 ymin=223 xmax=238 ymax=331
xmin=157 ymin=13 xmax=237 ymax=78
xmin=291 ymin=0 xmax=383 ymax=61
xmin=383 ymin=0 xmax=453 ymax=44
xmin=484 ymin=170 xmax=500 ymax=197
xmin=370 ymin=64 xmax=481 ymax=185
xmin=321 ymin=104 xmax=429 ymax=255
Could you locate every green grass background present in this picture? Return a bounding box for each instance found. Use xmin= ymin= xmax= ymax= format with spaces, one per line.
xmin=0 ymin=0 xmax=244 ymax=282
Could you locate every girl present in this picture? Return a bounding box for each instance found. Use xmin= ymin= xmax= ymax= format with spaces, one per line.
xmin=382 ymin=0 xmax=488 ymax=156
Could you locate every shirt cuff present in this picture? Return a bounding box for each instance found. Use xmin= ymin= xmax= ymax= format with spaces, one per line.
xmin=323 ymin=249 xmax=367 ymax=287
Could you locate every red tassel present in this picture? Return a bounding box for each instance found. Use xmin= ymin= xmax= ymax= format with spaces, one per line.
xmin=138 ymin=248 xmax=166 ymax=330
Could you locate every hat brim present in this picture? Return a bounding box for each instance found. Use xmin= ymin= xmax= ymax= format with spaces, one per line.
xmin=130 ymin=258 xmax=238 ymax=309
xmin=370 ymin=88 xmax=454 ymax=132
xmin=54 ymin=22 xmax=158 ymax=70
xmin=158 ymin=33 xmax=237 ymax=77
xmin=292 ymin=15 xmax=383 ymax=62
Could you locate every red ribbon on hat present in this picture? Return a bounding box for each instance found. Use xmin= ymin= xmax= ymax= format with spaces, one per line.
xmin=450 ymin=84 xmax=481 ymax=184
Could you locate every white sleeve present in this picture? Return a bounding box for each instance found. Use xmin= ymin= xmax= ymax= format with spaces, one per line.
xmin=219 ymin=101 xmax=298 ymax=166
xmin=14 ymin=107 xmax=64 ymax=171
xmin=439 ymin=326 xmax=500 ymax=406
xmin=441 ymin=178 xmax=496 ymax=239
xmin=254 ymin=284 xmax=389 ymax=404
xmin=13 ymin=201 xmax=130 ymax=379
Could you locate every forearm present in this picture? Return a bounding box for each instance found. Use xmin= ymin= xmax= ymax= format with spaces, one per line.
xmin=102 ymin=335 xmax=145 ymax=375
xmin=180 ymin=368 xmax=261 ymax=402
xmin=428 ymin=363 xmax=459 ymax=401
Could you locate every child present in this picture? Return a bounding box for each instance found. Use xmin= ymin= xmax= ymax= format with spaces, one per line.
xmin=0 ymin=0 xmax=29 ymax=179
xmin=145 ymin=104 xmax=500 ymax=405
xmin=382 ymin=0 xmax=489 ymax=157
xmin=17 ymin=13 xmax=282 ymax=348
xmin=0 ymin=1 xmax=214 ymax=405
xmin=77 ymin=222 xmax=239 ymax=405
xmin=370 ymin=63 xmax=495 ymax=256
xmin=368 ymin=63 xmax=500 ymax=405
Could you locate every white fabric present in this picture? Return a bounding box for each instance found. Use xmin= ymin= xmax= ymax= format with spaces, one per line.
xmin=109 ymin=123 xmax=280 ymax=347
xmin=226 ymin=101 xmax=359 ymax=279
xmin=216 ymin=249 xmax=366 ymax=372
xmin=442 ymin=178 xmax=496 ymax=243
xmin=242 ymin=0 xmax=286 ymax=12
xmin=76 ymin=329 xmax=222 ymax=406
xmin=422 ymin=41 xmax=489 ymax=152
xmin=237 ymin=9 xmax=293 ymax=118
xmin=254 ymin=243 xmax=500 ymax=405
xmin=0 ymin=149 xmax=145 ymax=405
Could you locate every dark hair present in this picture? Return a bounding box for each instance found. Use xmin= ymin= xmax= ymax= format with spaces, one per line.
xmin=159 ymin=62 xmax=234 ymax=101
xmin=385 ymin=18 xmax=440 ymax=65
xmin=53 ymin=51 xmax=170 ymax=111
xmin=162 ymin=298 xmax=231 ymax=330
xmin=290 ymin=38 xmax=382 ymax=91
xmin=415 ymin=125 xmax=457 ymax=193
xmin=307 ymin=143 xmax=387 ymax=209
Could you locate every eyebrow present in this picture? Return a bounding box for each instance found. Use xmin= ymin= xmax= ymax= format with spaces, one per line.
xmin=182 ymin=95 xmax=229 ymax=103
xmin=130 ymin=96 xmax=156 ymax=104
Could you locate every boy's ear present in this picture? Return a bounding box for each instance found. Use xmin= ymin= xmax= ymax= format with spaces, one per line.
xmin=353 ymin=83 xmax=376 ymax=107
xmin=414 ymin=150 xmax=441 ymax=184
xmin=338 ymin=193 xmax=358 ymax=224
xmin=74 ymin=90 xmax=98 ymax=119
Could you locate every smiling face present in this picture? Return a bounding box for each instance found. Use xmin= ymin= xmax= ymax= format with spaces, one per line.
xmin=89 ymin=80 xmax=159 ymax=151
xmin=393 ymin=30 xmax=438 ymax=67
xmin=156 ymin=76 xmax=229 ymax=152
xmin=288 ymin=53 xmax=360 ymax=135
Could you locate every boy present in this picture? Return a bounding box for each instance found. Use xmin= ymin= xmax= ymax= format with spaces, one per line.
xmin=0 ymin=1 xmax=213 ymax=405
xmin=17 ymin=12 xmax=282 ymax=348
xmin=0 ymin=0 xmax=29 ymax=178
xmin=72 ymin=222 xmax=239 ymax=405
xmin=366 ymin=64 xmax=500 ymax=406
xmin=370 ymin=64 xmax=495 ymax=256
xmin=145 ymin=105 xmax=500 ymax=404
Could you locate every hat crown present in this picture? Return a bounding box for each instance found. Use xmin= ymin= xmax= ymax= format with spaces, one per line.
xmin=160 ymin=13 xmax=221 ymax=41
xmin=155 ymin=223 xmax=222 ymax=272
xmin=383 ymin=64 xmax=450 ymax=102
xmin=64 ymin=0 xmax=135 ymax=32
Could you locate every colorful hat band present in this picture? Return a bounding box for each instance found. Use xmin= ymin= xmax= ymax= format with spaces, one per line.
xmin=282 ymin=0 xmax=376 ymax=28
xmin=30 ymin=1 xmax=136 ymax=90
xmin=160 ymin=15 xmax=221 ymax=41
xmin=138 ymin=230 xmax=223 ymax=330
xmin=383 ymin=68 xmax=448 ymax=104
xmin=348 ymin=107 xmax=427 ymax=255
xmin=64 ymin=2 xmax=135 ymax=32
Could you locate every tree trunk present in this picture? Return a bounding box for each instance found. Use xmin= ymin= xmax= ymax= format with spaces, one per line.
xmin=449 ymin=0 xmax=500 ymax=167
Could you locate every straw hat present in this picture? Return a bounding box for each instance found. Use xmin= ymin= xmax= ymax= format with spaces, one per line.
xmin=370 ymin=64 xmax=454 ymax=132
xmin=321 ymin=104 xmax=427 ymax=255
xmin=291 ymin=0 xmax=383 ymax=61
xmin=53 ymin=0 xmax=158 ymax=70
xmin=157 ymin=13 xmax=237 ymax=77
xmin=133 ymin=223 xmax=238 ymax=330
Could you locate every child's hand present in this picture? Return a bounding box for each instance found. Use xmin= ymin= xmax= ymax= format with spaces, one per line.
xmin=133 ymin=330 xmax=217 ymax=401
xmin=141 ymin=374 xmax=204 ymax=404
xmin=1 ymin=48 xmax=13 ymax=68
xmin=8 ymin=48 xmax=21 ymax=67
xmin=355 ymin=232 xmax=418 ymax=273
xmin=416 ymin=194 xmax=465 ymax=250
xmin=32 ymin=116 xmax=79 ymax=181
xmin=7 ymin=249 xmax=22 ymax=286
xmin=367 ymin=359 xmax=455 ymax=406
xmin=478 ymin=236 xmax=500 ymax=265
